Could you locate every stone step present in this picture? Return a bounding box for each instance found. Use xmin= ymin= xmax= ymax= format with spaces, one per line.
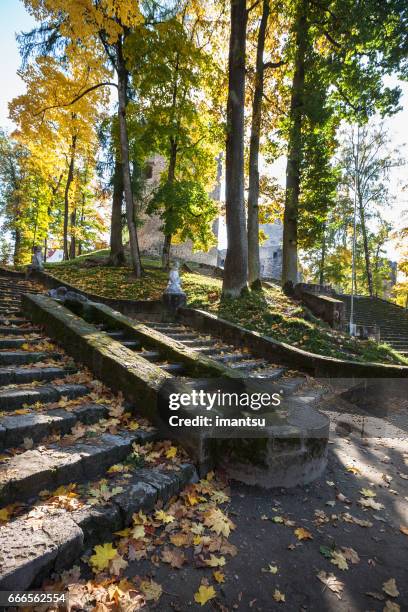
xmin=0 ymin=351 xmax=63 ymax=366
xmin=159 ymin=363 xmax=186 ymax=374
xmin=121 ymin=340 xmax=141 ymax=350
xmin=180 ymin=339 xmax=216 ymax=348
xmin=214 ymin=352 xmax=252 ymax=364
xmin=0 ymin=326 xmax=40 ymax=335
xmin=167 ymin=333 xmax=198 ymax=341
xmin=0 ymin=462 xmax=196 ymax=590
xmin=199 ymin=346 xmax=235 ymax=356
xmin=0 ymin=318 xmax=31 ymax=326
xmin=250 ymin=366 xmax=287 ymax=380
xmin=0 ymin=429 xmax=156 ymax=506
xmin=106 ymin=330 xmax=126 ymax=339
xmin=229 ymin=359 xmax=269 ymax=371
xmin=0 ymin=366 xmax=74 ymax=386
xmin=0 ymin=403 xmax=109 ymax=450
xmin=0 ymin=337 xmax=43 ymax=349
xmin=150 ymin=324 xmax=186 ymax=333
xmin=0 ymin=383 xmax=89 ymax=412
xmin=139 ymin=350 xmax=162 ymax=362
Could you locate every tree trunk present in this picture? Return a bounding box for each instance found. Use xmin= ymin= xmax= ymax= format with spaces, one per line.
xmin=63 ymin=134 xmax=77 ymax=261
xmin=117 ymin=39 xmax=142 ymax=277
xmin=108 ymin=156 xmax=125 ymax=266
xmin=282 ymin=0 xmax=308 ymax=289
xmin=13 ymin=228 xmax=21 ymax=266
xmin=319 ymin=222 xmax=326 ymax=285
xmin=69 ymin=207 xmax=76 ymax=259
xmin=162 ymin=139 xmax=177 ymax=270
xmin=248 ymin=0 xmax=270 ymax=290
xmin=223 ymin=0 xmax=248 ymax=297
xmin=358 ymin=196 xmax=373 ymax=296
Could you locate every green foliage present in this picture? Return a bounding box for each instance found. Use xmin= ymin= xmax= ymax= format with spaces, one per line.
xmin=148 ymin=179 xmax=218 ymax=251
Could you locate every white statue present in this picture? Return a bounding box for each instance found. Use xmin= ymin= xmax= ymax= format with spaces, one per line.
xmin=31 ymin=246 xmax=44 ymax=271
xmin=165 ymin=261 xmax=184 ymax=294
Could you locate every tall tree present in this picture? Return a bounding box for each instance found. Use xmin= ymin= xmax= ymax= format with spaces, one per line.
xmin=126 ymin=10 xmax=222 ymax=269
xmin=337 ymin=122 xmax=402 ymax=296
xmin=280 ymin=0 xmax=407 ymax=288
xmin=223 ymin=0 xmax=248 ymax=297
xmin=21 ymin=0 xmax=147 ymax=275
xmin=281 ymin=0 xmax=308 ymax=289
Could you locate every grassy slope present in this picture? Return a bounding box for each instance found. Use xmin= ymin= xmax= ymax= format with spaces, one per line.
xmin=44 ymin=253 xmax=408 ymax=366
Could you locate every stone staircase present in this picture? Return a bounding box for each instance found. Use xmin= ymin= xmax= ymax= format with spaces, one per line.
xmin=0 ymin=274 xmax=195 ymax=589
xmin=339 ymin=294 xmax=408 ymax=354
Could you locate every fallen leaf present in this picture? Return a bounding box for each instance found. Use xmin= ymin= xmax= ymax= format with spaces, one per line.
xmin=205 ymin=555 xmax=226 ymax=568
xmin=109 ymin=554 xmax=128 ymax=576
xmin=161 ymin=547 xmax=186 ymax=569
xmin=399 ymin=525 xmax=408 ymax=536
xmin=383 ymin=602 xmax=400 ymax=611
xmin=294 ymin=527 xmax=313 ymax=541
xmin=263 ymin=564 xmax=278 ymax=574
xmin=273 ymin=589 xmax=285 ymax=603
xmin=341 ymin=547 xmax=360 ymax=564
xmin=346 ymin=466 xmax=361 ymax=475
xmin=358 ymin=498 xmax=384 ymax=511
xmin=140 ymin=580 xmax=162 ymax=602
xmin=213 ymin=571 xmax=225 ymax=584
xmin=331 ymin=551 xmax=349 ymax=571
xmin=194 ymin=585 xmax=216 ymax=606
xmin=360 ymin=488 xmax=376 ymax=498
xmin=317 ymin=571 xmax=344 ymax=600
xmin=383 ymin=578 xmax=399 ymax=598
xmin=204 ymin=508 xmax=235 ymax=538
xmin=155 ymin=509 xmax=175 ymax=524
xmin=89 ymin=543 xmax=118 ymax=572
xmin=165 ymin=446 xmax=177 ymax=459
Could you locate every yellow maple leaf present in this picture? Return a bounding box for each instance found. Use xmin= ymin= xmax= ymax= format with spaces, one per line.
xmin=346 ymin=466 xmax=361 ymax=475
xmin=89 ymin=542 xmax=118 ymax=572
xmin=294 ymin=527 xmax=313 ymax=541
xmin=204 ymin=508 xmax=235 ymax=537
xmin=205 ymin=555 xmax=226 ymax=568
xmin=273 ymin=589 xmax=285 ymax=602
xmin=194 ymin=585 xmax=216 ymax=606
xmin=165 ymin=446 xmax=177 ymax=459
xmin=128 ymin=421 xmax=139 ymax=431
xmin=360 ymin=488 xmax=376 ymax=498
xmin=155 ymin=509 xmax=175 ymax=524
xmin=213 ymin=571 xmax=225 ymax=584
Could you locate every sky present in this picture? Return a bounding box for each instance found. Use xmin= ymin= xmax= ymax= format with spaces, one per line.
xmin=0 ymin=0 xmax=407 ymax=260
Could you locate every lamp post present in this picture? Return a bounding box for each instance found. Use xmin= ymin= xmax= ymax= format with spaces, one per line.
xmin=349 ymin=123 xmax=360 ymax=336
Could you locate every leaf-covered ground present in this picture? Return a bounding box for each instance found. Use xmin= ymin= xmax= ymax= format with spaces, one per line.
xmin=6 ymin=391 xmax=407 ymax=611
xmin=45 ymin=254 xmax=408 ymax=366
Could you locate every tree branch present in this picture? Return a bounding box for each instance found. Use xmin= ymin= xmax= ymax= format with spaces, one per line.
xmin=33 ymin=82 xmax=117 ymax=118
xmin=247 ymin=0 xmax=262 ymax=15
xmin=263 ymin=59 xmax=286 ymax=70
